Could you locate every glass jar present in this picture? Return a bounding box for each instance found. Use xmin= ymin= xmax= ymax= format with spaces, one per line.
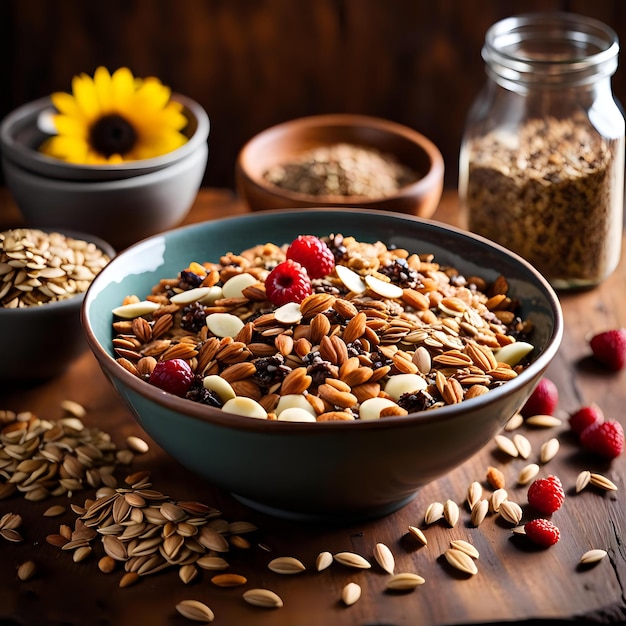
xmin=459 ymin=13 xmax=624 ymax=290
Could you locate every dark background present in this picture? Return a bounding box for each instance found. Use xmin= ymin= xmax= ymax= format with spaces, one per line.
xmin=1 ymin=0 xmax=625 ymax=190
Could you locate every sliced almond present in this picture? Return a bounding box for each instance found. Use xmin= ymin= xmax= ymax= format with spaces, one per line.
xmin=364 ymin=274 xmax=403 ymax=299
xmin=170 ymin=287 xmax=214 ymax=305
xmin=205 ymin=313 xmax=245 ymax=338
xmin=221 ymin=273 xmax=258 ymax=299
xmin=518 ymin=463 xmax=540 ymax=485
xmin=494 ymin=434 xmax=518 ymax=458
xmin=504 ymin=412 xmax=524 ymax=431
xmin=495 ymin=341 xmax=534 ymax=366
xmin=112 ymin=301 xmax=160 ymax=319
xmin=408 ymin=526 xmax=428 ymax=546
xmin=273 ymin=302 xmax=303 ymax=324
xmin=335 ymin=265 xmax=367 ymax=294
xmin=513 ymin=434 xmax=532 ymax=459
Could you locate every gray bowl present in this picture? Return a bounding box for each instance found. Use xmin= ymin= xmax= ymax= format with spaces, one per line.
xmin=1 ymin=229 xmax=115 ymax=381
xmin=0 ymin=94 xmax=210 ymax=182
xmin=82 ymin=209 xmax=563 ymax=522
xmin=2 ymin=143 xmax=208 ymax=250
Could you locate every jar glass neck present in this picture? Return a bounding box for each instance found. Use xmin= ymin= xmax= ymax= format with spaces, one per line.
xmin=483 ymin=12 xmax=619 ymax=90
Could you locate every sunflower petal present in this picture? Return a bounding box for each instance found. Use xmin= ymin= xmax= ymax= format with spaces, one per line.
xmin=93 ymin=66 xmax=114 ymax=112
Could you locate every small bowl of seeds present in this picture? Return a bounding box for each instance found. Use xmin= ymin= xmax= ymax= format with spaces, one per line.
xmin=235 ymin=114 xmax=444 ymax=217
xmin=0 ymin=227 xmax=114 ymax=381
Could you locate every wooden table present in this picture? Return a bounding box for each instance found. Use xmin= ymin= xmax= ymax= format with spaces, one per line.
xmin=1 ymin=188 xmax=625 ymax=626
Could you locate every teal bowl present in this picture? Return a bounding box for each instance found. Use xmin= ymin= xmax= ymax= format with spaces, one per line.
xmin=81 ymin=209 xmax=563 ymax=522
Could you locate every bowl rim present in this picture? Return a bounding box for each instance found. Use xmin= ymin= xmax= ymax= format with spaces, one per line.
xmin=235 ymin=113 xmax=445 ymax=204
xmin=0 ymin=93 xmax=210 ymax=179
xmin=0 ymin=227 xmax=116 ymax=315
xmin=82 ymin=207 xmax=563 ymax=433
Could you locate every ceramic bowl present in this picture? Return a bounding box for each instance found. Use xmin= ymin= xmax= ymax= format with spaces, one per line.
xmin=235 ymin=114 xmax=444 ymax=217
xmin=0 ymin=228 xmax=115 ymax=382
xmin=0 ymin=94 xmax=210 ymax=182
xmin=0 ymin=94 xmax=209 ymax=250
xmin=82 ymin=209 xmax=562 ymax=522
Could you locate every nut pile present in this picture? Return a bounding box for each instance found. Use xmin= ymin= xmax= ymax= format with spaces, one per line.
xmin=111 ymin=234 xmax=536 ymax=420
xmin=464 ymin=116 xmax=621 ymax=285
xmin=0 ymin=228 xmax=111 ymax=308
xmin=262 ymin=143 xmax=419 ymax=198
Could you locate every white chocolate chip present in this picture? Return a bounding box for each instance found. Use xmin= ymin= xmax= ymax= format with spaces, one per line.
xmin=222 ymin=397 xmax=268 ymax=419
xmin=359 ymin=396 xmax=397 ymax=420
xmin=495 ymin=341 xmax=534 ymax=366
xmin=384 ymin=373 xmax=427 ymax=400
xmin=275 ymin=394 xmax=317 ymax=417
xmin=277 ymin=407 xmax=317 ymax=422
xmin=222 ymin=273 xmax=258 ymax=299
xmin=206 ymin=312 xmax=245 ymax=337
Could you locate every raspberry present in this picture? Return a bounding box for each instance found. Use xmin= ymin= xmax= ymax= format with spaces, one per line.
xmin=520 ymin=377 xmax=558 ymax=418
xmin=265 ymin=259 xmax=312 ymax=306
xmin=589 ymin=328 xmax=626 ymax=371
xmin=569 ymin=404 xmax=604 ymax=436
xmin=286 ymin=235 xmax=335 ymax=279
xmin=524 ymin=518 xmax=560 ymax=547
xmin=148 ymin=358 xmax=194 ymax=397
xmin=527 ymin=475 xmax=565 ymax=514
xmin=579 ymin=420 xmax=624 ymax=459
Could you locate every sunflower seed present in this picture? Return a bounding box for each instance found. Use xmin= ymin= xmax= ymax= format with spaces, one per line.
xmin=450 ymin=539 xmax=479 ymax=559
xmin=243 ymin=588 xmax=283 ymax=608
xmin=374 ymin=542 xmax=395 ymax=574
xmin=268 ymin=556 xmax=306 ymax=575
xmin=489 ymin=488 xmax=508 ymax=514
xmin=176 ymin=599 xmax=215 ymax=622
xmin=518 ymin=463 xmax=540 ymax=485
xmin=494 ymin=434 xmax=519 ymax=457
xmin=386 ymin=572 xmax=426 ymax=590
xmin=407 ymin=526 xmax=427 ymax=546
xmin=513 ymin=434 xmax=532 ymax=459
xmin=334 ymin=551 xmax=371 ymax=569
xmin=524 ymin=414 xmax=562 ymax=428
xmin=498 ymin=500 xmax=523 ymax=525
xmin=119 ymin=571 xmax=140 ymax=588
xmin=196 ymin=556 xmax=230 ymax=571
xmin=540 ymin=437 xmax=560 ymax=464
xmin=444 ymin=548 xmax=478 ymax=575
xmin=576 ymin=470 xmax=591 ymax=493
xmin=316 ymin=551 xmax=333 ymax=571
xmin=211 ymin=573 xmax=247 ymax=587
xmin=424 ymin=501 xmax=444 ymax=525
xmin=443 ymin=499 xmax=460 ymax=527
xmin=466 ymin=481 xmax=483 ymax=510
xmin=470 ymin=499 xmax=489 ymax=527
xmin=126 ymin=436 xmax=149 ymax=454
xmin=17 ymin=560 xmax=37 ymax=581
xmin=504 ymin=412 xmax=524 ymax=431
xmin=589 ymin=472 xmax=618 ymax=491
xmin=339 ymin=581 xmax=361 ymax=606
xmin=580 ymin=549 xmax=607 ymax=565
xmin=43 ymin=505 xmax=67 ymax=517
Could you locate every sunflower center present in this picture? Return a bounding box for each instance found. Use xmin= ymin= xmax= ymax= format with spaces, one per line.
xmin=89 ymin=114 xmax=137 ymax=157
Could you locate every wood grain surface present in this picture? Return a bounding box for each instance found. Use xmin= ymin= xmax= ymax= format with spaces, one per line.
xmin=0 ymin=189 xmax=625 ymax=626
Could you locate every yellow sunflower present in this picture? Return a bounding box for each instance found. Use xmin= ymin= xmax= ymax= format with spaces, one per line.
xmin=39 ymin=66 xmax=189 ymax=165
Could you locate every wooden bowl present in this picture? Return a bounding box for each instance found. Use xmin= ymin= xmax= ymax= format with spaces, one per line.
xmin=235 ymin=114 xmax=444 ymax=217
